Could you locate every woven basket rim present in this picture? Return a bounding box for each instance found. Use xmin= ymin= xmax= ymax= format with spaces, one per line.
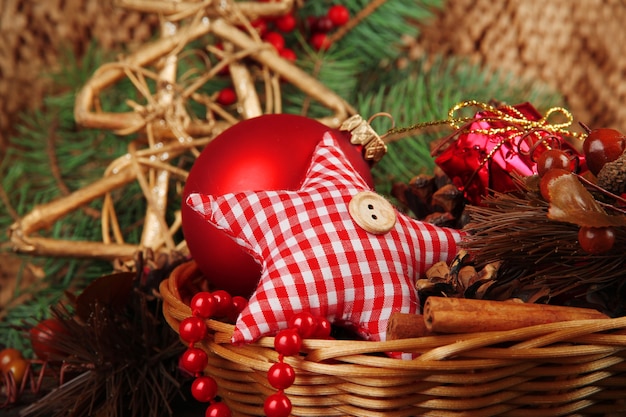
xmin=160 ymin=260 xmax=626 ymax=416
xmin=160 ymin=260 xmax=626 ymax=360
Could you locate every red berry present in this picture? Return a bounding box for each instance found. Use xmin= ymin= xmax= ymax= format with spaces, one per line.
xmin=312 ymin=15 xmax=334 ymax=33
xmin=274 ymin=329 xmax=302 ymax=356
xmin=275 ymin=14 xmax=296 ymax=32
xmin=250 ymin=19 xmax=268 ymax=36
xmin=279 ymin=48 xmax=297 ymax=62
xmin=537 ymin=149 xmax=572 ymax=177
xmin=191 ymin=292 xmax=217 ymax=319
xmin=212 ymin=290 xmax=233 ymax=317
xmin=5 ymin=357 xmax=28 ymax=385
xmin=264 ymin=392 xmax=292 ymax=417
xmin=228 ymin=296 xmax=248 ymax=322
xmin=263 ymin=31 xmax=285 ymax=52
xmin=191 ymin=375 xmax=218 ymax=402
xmin=179 ymin=316 xmax=207 ymax=344
xmin=0 ymin=348 xmax=23 ymax=372
xmin=312 ymin=317 xmax=332 ymax=339
xmin=267 ymin=362 xmax=296 ymax=390
xmin=311 ymin=33 xmax=330 ymax=51
xmin=582 ymin=128 xmax=626 ymax=175
xmin=328 ymin=5 xmax=350 ymax=26
xmin=29 ymin=318 xmax=69 ymax=361
xmin=288 ymin=312 xmax=317 ymax=338
xmin=216 ymin=87 xmax=237 ymax=106
xmin=180 ymin=347 xmax=208 ymax=374
xmin=539 ymin=168 xmax=571 ymax=202
xmin=578 ymin=226 xmax=616 ymax=254
xmin=205 ymin=402 xmax=232 ymax=417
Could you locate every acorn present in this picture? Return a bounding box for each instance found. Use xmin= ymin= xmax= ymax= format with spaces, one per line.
xmin=596 ymin=149 xmax=626 ymax=195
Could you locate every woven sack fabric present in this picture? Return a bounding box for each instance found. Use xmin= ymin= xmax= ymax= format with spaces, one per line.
xmin=410 ymin=0 xmax=626 ymax=130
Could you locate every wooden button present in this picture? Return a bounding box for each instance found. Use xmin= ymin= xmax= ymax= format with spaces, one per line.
xmin=348 ymin=191 xmax=397 ymax=234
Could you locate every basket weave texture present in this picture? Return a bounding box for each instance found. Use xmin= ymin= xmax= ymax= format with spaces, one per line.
xmin=161 ymin=260 xmax=626 ymax=417
xmin=410 ymin=0 xmax=626 ymax=131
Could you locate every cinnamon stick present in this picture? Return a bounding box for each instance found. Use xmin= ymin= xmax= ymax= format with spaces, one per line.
xmin=386 ymin=312 xmax=432 ymax=340
xmin=423 ymin=297 xmax=609 ymax=334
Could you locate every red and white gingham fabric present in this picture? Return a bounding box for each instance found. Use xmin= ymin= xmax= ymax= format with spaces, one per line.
xmin=187 ymin=132 xmax=464 ymax=344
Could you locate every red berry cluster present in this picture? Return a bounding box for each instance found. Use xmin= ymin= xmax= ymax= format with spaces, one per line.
xmin=179 ymin=291 xmax=248 ymax=417
xmin=213 ymin=4 xmax=350 ymax=109
xmin=1 ymin=348 xmax=29 ymax=387
xmin=264 ymin=312 xmax=332 ymax=417
xmin=308 ymin=5 xmax=350 ymax=51
xmin=536 ymin=127 xmax=626 ymax=255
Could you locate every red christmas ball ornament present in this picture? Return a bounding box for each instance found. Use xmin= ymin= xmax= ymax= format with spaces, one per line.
xmin=182 ymin=114 xmax=373 ymax=297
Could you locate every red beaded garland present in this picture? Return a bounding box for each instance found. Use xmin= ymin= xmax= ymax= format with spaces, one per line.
xmin=192 ymin=375 xmax=219 ymax=403
xmin=312 ymin=316 xmax=332 ymax=339
xmin=263 ymin=391 xmax=292 ymax=417
xmin=190 ymin=292 xmax=217 ymax=319
xmin=180 ymin=347 xmax=208 ymax=374
xmin=179 ymin=316 xmax=208 ymax=344
xmin=205 ymin=402 xmax=232 ymax=417
xmin=274 ymin=328 xmax=302 ymax=357
xmin=288 ymin=311 xmax=317 ymax=338
xmin=212 ymin=290 xmax=233 ymax=317
xmin=267 ymin=362 xmax=296 ymax=390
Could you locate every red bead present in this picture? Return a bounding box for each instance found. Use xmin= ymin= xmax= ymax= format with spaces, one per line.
xmin=288 ymin=312 xmax=317 ymax=338
xmin=216 ymin=87 xmax=237 ymax=106
xmin=263 ymin=31 xmax=285 ymax=52
xmin=205 ymin=402 xmax=232 ymax=417
xmin=275 ymin=13 xmax=296 ymax=32
xmin=578 ymin=226 xmax=616 ymax=254
xmin=274 ymin=329 xmax=302 ymax=356
xmin=264 ymin=392 xmax=292 ymax=417
xmin=191 ymin=292 xmax=217 ymax=319
xmin=192 ymin=375 xmax=218 ymax=402
xmin=310 ymin=32 xmax=330 ymax=51
xmin=228 ymin=296 xmax=248 ymax=322
xmin=250 ymin=19 xmax=268 ymax=36
xmin=180 ymin=347 xmax=208 ymax=374
xmin=327 ymin=5 xmax=350 ymax=26
xmin=212 ymin=290 xmax=233 ymax=317
xmin=267 ymin=362 xmax=296 ymax=390
xmin=179 ymin=317 xmax=207 ymax=344
xmin=312 ymin=15 xmax=334 ymax=33
xmin=312 ymin=317 xmax=332 ymax=339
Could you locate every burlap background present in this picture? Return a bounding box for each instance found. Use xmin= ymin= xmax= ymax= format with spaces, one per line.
xmin=1 ymin=0 xmax=624 ymax=151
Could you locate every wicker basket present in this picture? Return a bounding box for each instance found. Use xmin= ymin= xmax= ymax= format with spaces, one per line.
xmin=161 ymin=260 xmax=626 ymax=417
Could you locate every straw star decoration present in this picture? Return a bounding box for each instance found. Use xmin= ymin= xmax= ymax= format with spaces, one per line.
xmin=186 ymin=131 xmax=464 ymax=343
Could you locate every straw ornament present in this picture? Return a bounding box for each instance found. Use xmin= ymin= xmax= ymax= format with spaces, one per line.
xmin=8 ymin=0 xmax=358 ymax=266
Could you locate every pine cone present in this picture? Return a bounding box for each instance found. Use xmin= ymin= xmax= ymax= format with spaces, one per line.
xmin=597 ymin=150 xmax=626 ymax=195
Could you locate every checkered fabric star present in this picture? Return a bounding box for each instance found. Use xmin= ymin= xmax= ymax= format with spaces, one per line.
xmin=186 ymin=132 xmax=464 ymax=344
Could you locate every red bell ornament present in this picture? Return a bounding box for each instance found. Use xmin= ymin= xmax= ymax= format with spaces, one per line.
xmin=182 ymin=114 xmax=373 ymax=297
